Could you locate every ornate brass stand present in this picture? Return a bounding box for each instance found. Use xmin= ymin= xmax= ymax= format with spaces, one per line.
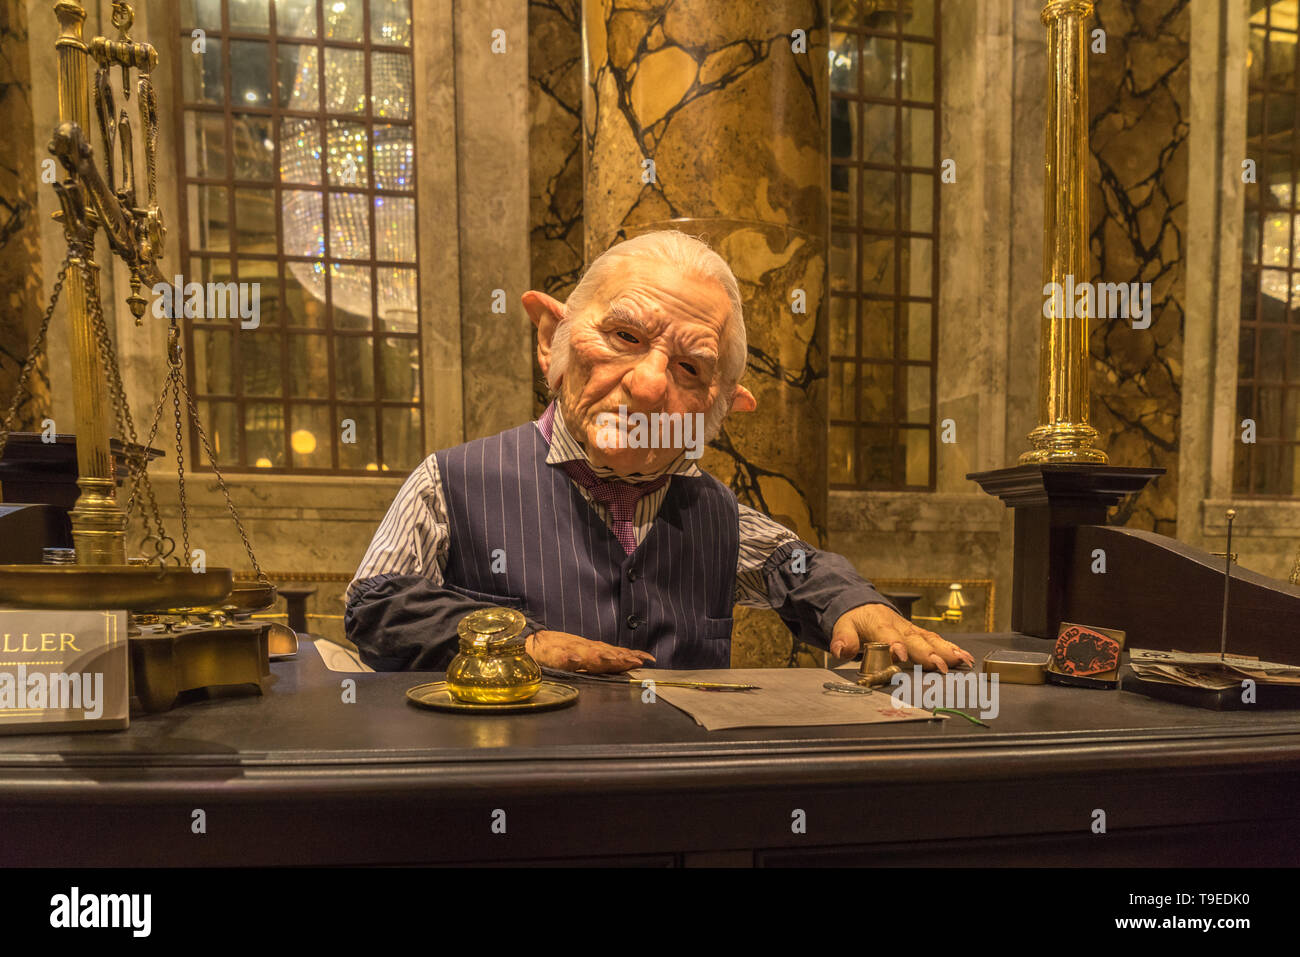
xmin=968 ymin=0 xmax=1162 ymax=637
xmin=0 ymin=2 xmax=278 ymax=710
xmin=1021 ymin=0 xmax=1107 ymax=465
xmin=968 ymin=1 xmax=1300 ymax=656
xmin=53 ymin=0 xmax=127 ymax=561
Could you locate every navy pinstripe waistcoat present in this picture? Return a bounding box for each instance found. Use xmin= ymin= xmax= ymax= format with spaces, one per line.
xmin=434 ymin=420 xmax=739 ymax=669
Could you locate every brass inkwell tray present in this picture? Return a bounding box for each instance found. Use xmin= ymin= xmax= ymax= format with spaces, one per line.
xmin=407 ymin=608 xmax=578 ymax=713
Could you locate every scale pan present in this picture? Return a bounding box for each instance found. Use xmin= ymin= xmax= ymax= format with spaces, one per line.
xmin=223 ymin=582 xmax=277 ymax=614
xmin=0 ymin=565 xmax=233 ymax=611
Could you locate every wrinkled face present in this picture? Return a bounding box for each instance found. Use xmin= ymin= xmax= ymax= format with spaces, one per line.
xmin=557 ymin=260 xmax=733 ymax=474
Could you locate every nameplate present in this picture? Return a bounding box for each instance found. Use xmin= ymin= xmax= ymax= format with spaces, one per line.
xmin=0 ymin=609 xmax=129 ymax=733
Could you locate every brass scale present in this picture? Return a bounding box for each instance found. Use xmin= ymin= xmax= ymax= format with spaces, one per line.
xmin=0 ymin=2 xmax=291 ymax=711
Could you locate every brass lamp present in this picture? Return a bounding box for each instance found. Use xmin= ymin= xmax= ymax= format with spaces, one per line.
xmin=912 ymin=583 xmax=969 ymax=625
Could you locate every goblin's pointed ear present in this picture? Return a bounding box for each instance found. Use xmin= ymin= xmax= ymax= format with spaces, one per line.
xmin=523 ymin=291 xmax=566 ymax=375
xmin=730 ymin=384 xmax=756 ymax=413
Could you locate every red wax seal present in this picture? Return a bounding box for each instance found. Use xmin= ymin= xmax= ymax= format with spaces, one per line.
xmin=1053 ymin=625 xmax=1120 ymax=676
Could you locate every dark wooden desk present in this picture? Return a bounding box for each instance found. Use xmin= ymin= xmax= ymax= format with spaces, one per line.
xmin=2 ymin=634 xmax=1298 ymax=866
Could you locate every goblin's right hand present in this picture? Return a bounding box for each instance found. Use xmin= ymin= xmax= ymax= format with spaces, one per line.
xmin=525 ymin=629 xmax=655 ymax=673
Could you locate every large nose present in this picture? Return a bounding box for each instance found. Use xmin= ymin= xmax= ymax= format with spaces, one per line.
xmin=623 ymin=348 xmax=670 ymax=408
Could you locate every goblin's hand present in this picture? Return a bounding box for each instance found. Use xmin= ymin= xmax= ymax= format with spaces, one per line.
xmin=525 ymin=629 xmax=655 ymax=673
xmin=829 ymin=603 xmax=975 ymax=673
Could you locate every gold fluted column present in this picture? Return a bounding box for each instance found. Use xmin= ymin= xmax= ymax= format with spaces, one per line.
xmin=582 ymin=1 xmax=828 ymax=666
xmin=54 ymin=0 xmax=126 ymax=563
xmin=1021 ymin=0 xmax=1107 ymax=464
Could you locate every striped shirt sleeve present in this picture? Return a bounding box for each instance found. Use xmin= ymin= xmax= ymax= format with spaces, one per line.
xmin=345 ymin=454 xmax=449 ymax=605
xmin=733 ymin=502 xmax=898 ymax=647
xmin=734 ymin=502 xmax=800 ymax=607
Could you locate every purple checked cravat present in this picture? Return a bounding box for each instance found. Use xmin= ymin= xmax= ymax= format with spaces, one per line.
xmin=561 ymin=458 xmax=669 ymax=555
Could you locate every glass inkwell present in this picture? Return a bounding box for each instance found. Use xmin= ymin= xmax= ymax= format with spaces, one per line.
xmin=445 ymin=608 xmax=543 ymax=704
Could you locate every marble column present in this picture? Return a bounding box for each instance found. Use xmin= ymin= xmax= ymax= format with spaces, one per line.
xmin=581 ymin=0 xmax=829 ymax=666
xmin=0 ymin=0 xmax=49 ymax=436
xmin=1088 ymin=0 xmax=1189 ymax=536
xmin=529 ymin=0 xmax=585 ymax=413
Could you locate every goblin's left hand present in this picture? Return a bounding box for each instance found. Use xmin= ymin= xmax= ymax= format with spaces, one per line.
xmin=829 ymin=603 xmax=975 ymax=673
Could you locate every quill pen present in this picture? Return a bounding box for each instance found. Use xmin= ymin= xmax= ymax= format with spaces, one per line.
xmin=540 ymin=666 xmax=759 ymax=691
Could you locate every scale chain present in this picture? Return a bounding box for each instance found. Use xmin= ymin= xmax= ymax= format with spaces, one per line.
xmin=124 ymin=363 xmax=176 ymax=565
xmin=170 ymin=350 xmax=189 ymax=566
xmin=126 ymin=371 xmax=168 ymax=518
xmin=0 ymin=259 xmax=71 ymax=462
xmin=174 ymin=357 xmax=269 ymax=585
xmin=22 ymin=247 xmax=265 ymax=585
xmin=77 ymin=258 xmax=170 ymax=559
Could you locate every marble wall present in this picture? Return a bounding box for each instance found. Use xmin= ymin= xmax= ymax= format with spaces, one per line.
xmin=528 ymin=0 xmax=585 ymax=413
xmin=453 ymin=0 xmax=535 ymax=442
xmin=1181 ymin=0 xmax=1300 ymax=582
xmin=0 ymin=0 xmax=49 ymax=433
xmin=1088 ymin=0 xmax=1190 ymax=536
xmin=826 ymin=0 xmax=1019 ymax=635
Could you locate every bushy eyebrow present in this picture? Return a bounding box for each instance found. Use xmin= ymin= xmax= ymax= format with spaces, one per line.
xmin=603 ymin=300 xmax=718 ymax=367
xmin=681 ymin=346 xmax=718 ymax=366
xmin=604 ymin=301 xmax=650 ymax=332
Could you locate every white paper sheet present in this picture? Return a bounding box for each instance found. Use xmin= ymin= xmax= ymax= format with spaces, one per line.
xmin=627 ymin=667 xmax=939 ymax=730
xmin=311 ymin=638 xmax=375 ymax=673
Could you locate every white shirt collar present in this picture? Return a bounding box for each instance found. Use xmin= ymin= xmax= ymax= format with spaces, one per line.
xmin=540 ymin=401 xmax=704 ymax=482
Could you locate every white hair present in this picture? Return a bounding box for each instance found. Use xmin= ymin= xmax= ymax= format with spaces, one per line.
xmin=545 ymin=230 xmax=748 ymax=442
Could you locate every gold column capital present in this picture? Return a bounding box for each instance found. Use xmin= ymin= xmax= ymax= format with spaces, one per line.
xmin=54 ymin=0 xmax=87 ymax=21
xmin=1041 ymin=0 xmax=1094 ymax=25
xmin=53 ymin=0 xmax=88 ymax=34
xmin=54 ymin=1 xmax=89 ymax=71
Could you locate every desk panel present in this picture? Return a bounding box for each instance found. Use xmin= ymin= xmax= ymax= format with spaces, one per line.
xmin=2 ymin=635 xmax=1298 ymax=865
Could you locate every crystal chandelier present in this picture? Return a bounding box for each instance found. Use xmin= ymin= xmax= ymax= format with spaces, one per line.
xmin=278 ymin=1 xmax=416 ymax=332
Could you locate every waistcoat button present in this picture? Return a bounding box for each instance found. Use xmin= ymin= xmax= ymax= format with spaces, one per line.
xmin=626 ymin=614 xmax=642 ymax=629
